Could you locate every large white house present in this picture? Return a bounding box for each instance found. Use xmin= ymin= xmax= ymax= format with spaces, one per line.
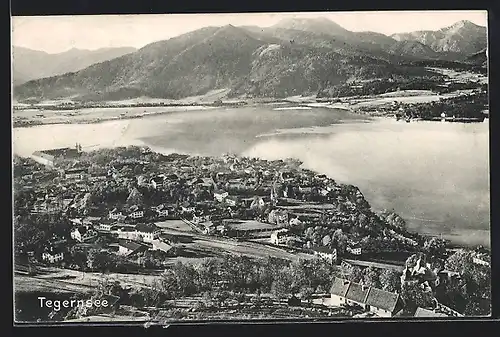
xmin=42 ymin=248 xmax=64 ymax=263
xmin=113 ymin=223 xmax=161 ymax=243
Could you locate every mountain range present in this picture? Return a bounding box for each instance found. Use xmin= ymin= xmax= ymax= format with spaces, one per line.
xmin=391 ymin=20 xmax=487 ymax=56
xmin=12 ymin=46 xmax=137 ymax=86
xmin=12 ymin=18 xmax=487 ymax=101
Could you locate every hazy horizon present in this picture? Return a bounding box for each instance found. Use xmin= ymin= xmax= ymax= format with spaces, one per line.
xmin=12 ymin=11 xmax=487 ymax=54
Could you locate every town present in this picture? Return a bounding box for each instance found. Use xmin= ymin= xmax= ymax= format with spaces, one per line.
xmin=13 ymin=144 xmax=491 ymax=322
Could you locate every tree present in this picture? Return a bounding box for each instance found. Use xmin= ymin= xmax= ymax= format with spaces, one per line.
xmin=401 ymin=282 xmax=434 ymax=309
xmin=424 ymin=237 xmax=447 ymax=257
xmin=271 ymin=267 xmax=293 ymax=299
xmin=299 ymin=286 xmax=315 ymax=303
xmin=363 ymin=267 xmax=381 ymax=288
xmin=86 ymin=248 xmax=97 ymax=271
xmin=196 ymin=258 xmax=221 ymax=291
xmin=379 ymin=269 xmax=402 ymax=293
xmin=346 ymin=266 xmax=364 ymax=283
xmin=445 ymin=249 xmax=473 ymax=274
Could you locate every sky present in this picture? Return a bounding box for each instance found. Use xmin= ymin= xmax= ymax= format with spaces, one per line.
xmin=12 ymin=11 xmax=488 ymax=54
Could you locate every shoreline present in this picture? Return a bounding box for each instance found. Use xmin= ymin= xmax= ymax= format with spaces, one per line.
xmin=12 ymin=88 xmax=486 ymax=128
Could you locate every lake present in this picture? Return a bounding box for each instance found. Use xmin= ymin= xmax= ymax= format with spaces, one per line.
xmin=13 ymin=106 xmax=490 ymax=247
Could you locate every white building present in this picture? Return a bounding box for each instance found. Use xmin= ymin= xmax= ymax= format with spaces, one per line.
xmin=150 ymin=176 xmax=165 ymax=189
xmin=114 ymin=224 xmax=161 ymax=243
xmin=347 ymin=245 xmax=362 ymax=255
xmin=42 ymin=250 xmax=64 ymax=263
xmin=108 ymin=208 xmax=125 ymax=220
xmin=70 ymin=227 xmax=98 ymax=242
xmin=313 ymin=247 xmax=337 ymax=262
xmin=154 ymin=205 xmax=169 ymax=218
xmin=151 ymin=239 xmax=174 ymax=254
xmin=98 ymin=222 xmax=114 ymax=232
xmin=270 ymin=229 xmax=289 ymax=245
xmin=128 ymin=206 xmax=144 ymax=219
xmin=214 ymin=190 xmax=229 ymax=202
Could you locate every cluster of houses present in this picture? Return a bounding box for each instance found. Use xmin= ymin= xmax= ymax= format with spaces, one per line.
xmin=40 ymin=216 xmax=174 ymax=263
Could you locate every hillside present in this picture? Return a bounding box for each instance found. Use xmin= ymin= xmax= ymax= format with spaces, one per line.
xmin=13 ymin=19 xmax=484 ymax=102
xmin=466 ymin=48 xmax=487 ymax=67
xmin=391 ymin=20 xmax=487 ymax=55
xmin=388 ymin=40 xmax=440 ymax=60
xmin=11 ymin=46 xmax=137 ymax=85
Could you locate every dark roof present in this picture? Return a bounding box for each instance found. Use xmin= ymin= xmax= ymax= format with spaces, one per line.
xmin=34 ymin=147 xmax=80 ymax=160
xmin=129 ymin=205 xmax=142 ymax=212
xmin=76 ymin=226 xmax=88 ymax=234
xmin=32 ymin=152 xmax=55 ymax=161
xmin=135 ymin=223 xmax=159 ymax=233
xmin=330 ymin=277 xmax=350 ymax=297
xmin=312 ymin=246 xmax=336 ymax=254
xmin=346 ymin=282 xmax=370 ymax=304
xmin=66 ymin=167 xmax=87 ymax=174
xmin=111 ymin=225 xmax=136 ymax=231
xmin=151 ymin=176 xmax=164 ymax=183
xmin=414 ymin=307 xmax=448 ymax=317
xmin=118 ymin=240 xmax=143 ymax=251
xmin=365 ymin=287 xmax=400 ymax=313
xmin=42 ymin=147 xmax=73 ymax=156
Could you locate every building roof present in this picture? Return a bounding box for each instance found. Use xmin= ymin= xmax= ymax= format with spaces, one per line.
xmin=330 ymin=277 xmax=350 ymax=297
xmin=330 ymin=277 xmax=402 ymax=313
xmin=414 ymin=307 xmax=448 ymax=318
xmin=118 ymin=240 xmax=143 ymax=252
xmin=32 ymin=152 xmax=55 ymax=161
xmin=151 ymin=176 xmax=164 ymax=183
xmin=129 ymin=205 xmax=143 ymax=212
xmin=135 ymin=223 xmax=159 ymax=233
xmin=346 ymin=282 xmax=370 ymax=304
xmin=152 ymin=240 xmax=173 ymax=252
xmin=66 ymin=167 xmax=87 ymax=174
xmin=365 ymin=287 xmax=400 ymax=313
xmin=312 ymin=246 xmax=336 ymax=254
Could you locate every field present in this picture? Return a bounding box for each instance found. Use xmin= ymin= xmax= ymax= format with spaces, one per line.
xmin=15 ymin=267 xmax=161 ymax=294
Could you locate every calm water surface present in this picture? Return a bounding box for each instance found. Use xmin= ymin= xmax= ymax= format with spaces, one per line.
xmin=13 ymin=106 xmax=490 ymax=247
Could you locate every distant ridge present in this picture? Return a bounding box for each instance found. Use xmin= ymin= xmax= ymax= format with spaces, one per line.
xmin=390 ymin=20 xmax=487 ymax=55
xmin=12 ymin=18 xmax=486 ymax=102
xmin=12 ymin=46 xmax=137 ymax=86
